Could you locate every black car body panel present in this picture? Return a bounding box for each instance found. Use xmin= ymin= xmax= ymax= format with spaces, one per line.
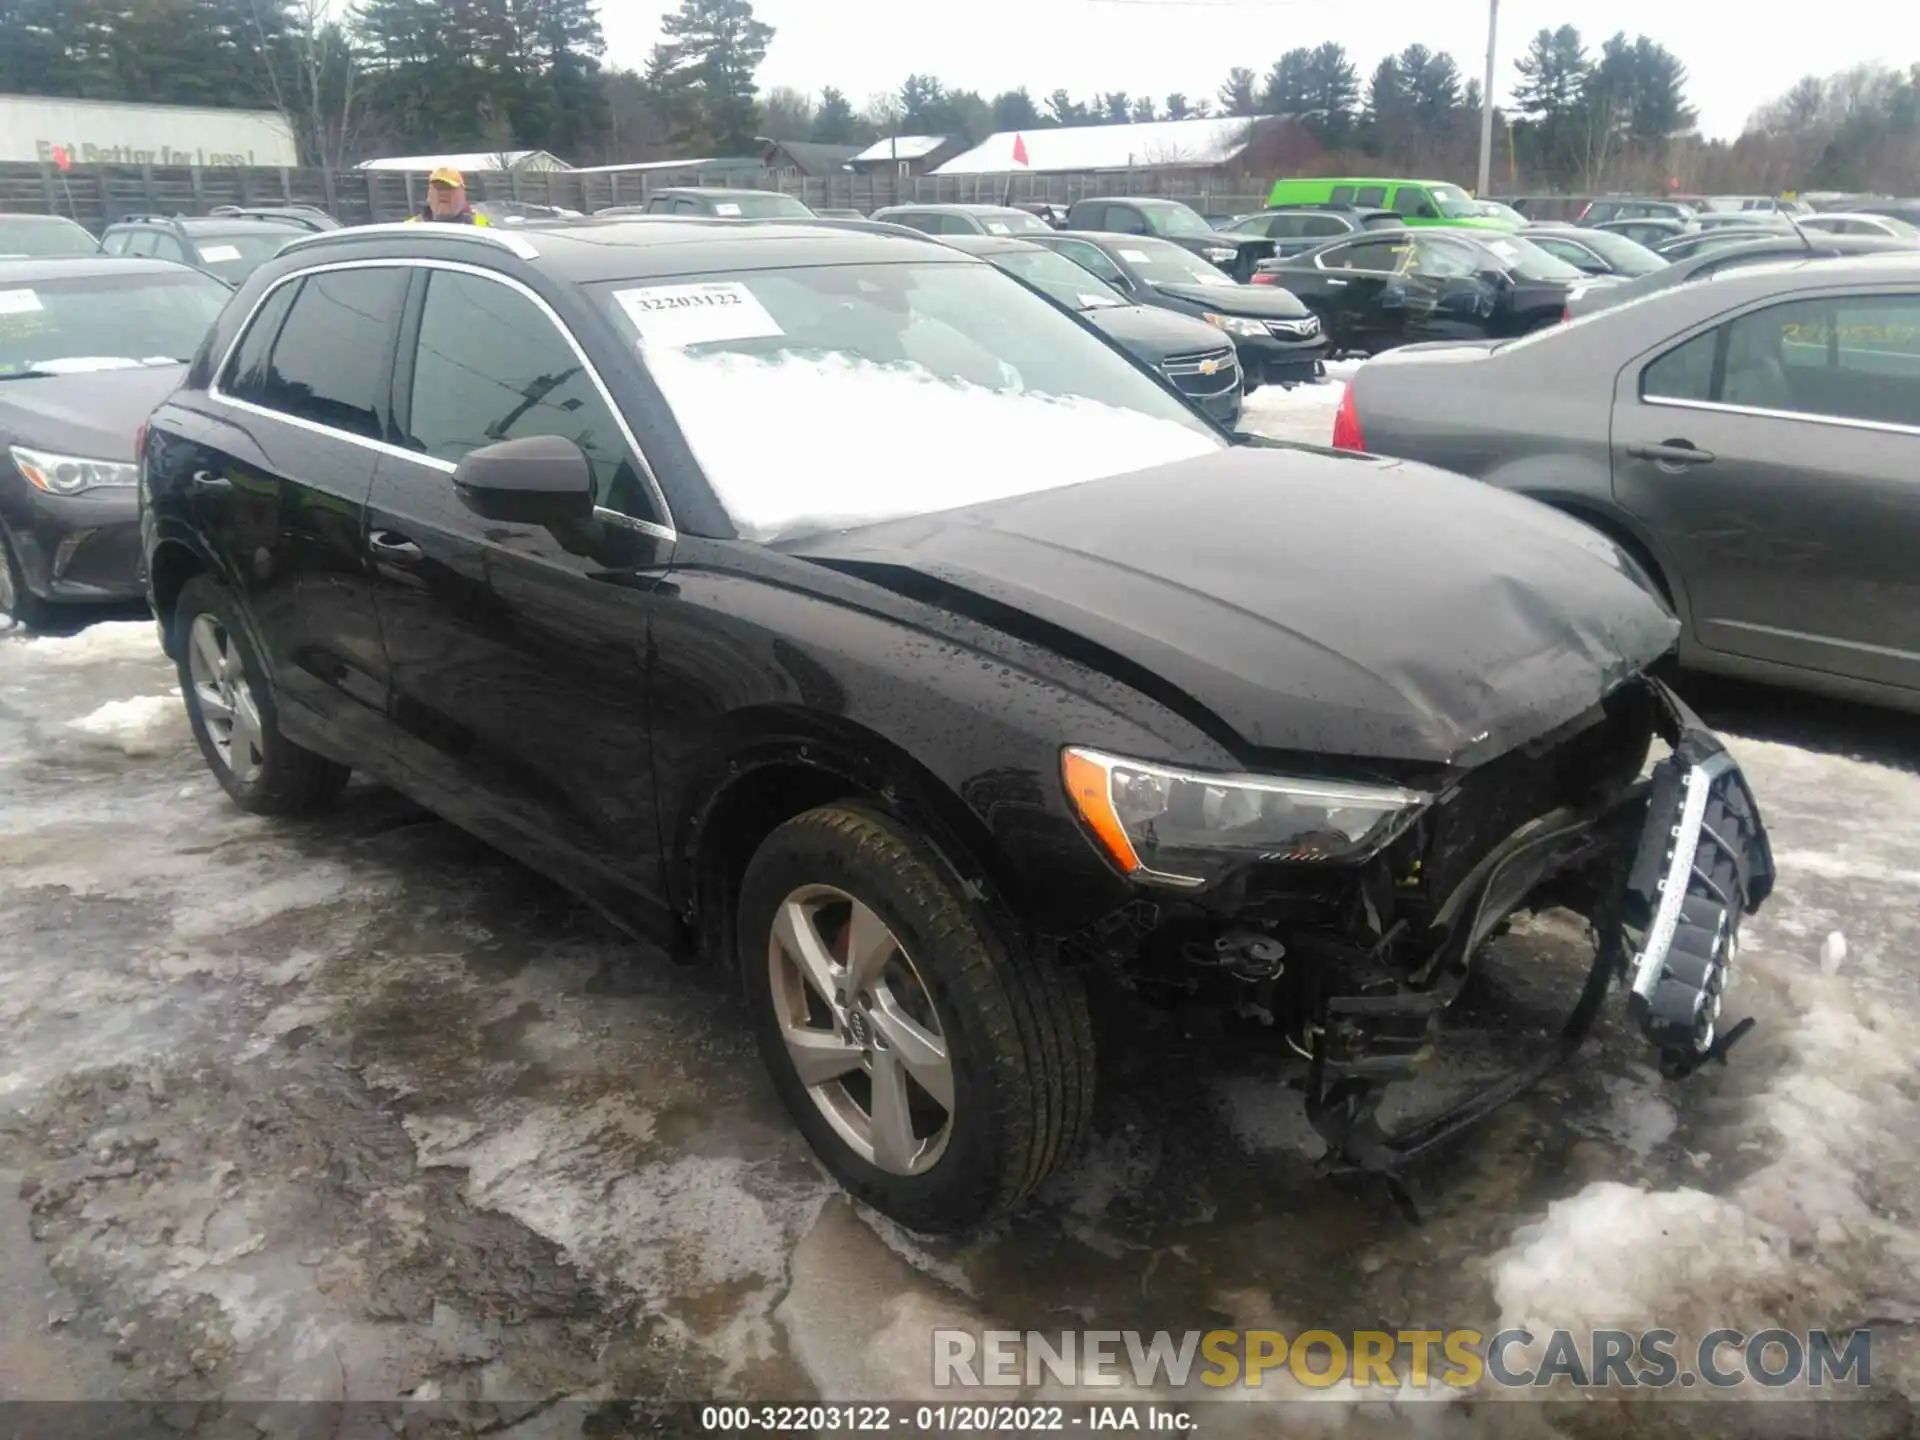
xmin=1263 ymin=230 xmax=1615 ymax=353
xmin=136 ymin=218 xmax=1773 ymax=1223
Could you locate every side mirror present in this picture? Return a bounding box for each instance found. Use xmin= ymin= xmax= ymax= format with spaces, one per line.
xmin=452 ymin=434 xmax=595 ymax=527
xmin=1106 ymin=270 xmax=1135 ymax=291
xmin=1477 ymin=267 xmax=1511 ymax=288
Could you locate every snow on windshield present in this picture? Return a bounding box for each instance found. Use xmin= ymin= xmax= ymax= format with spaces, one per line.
xmin=643 ymin=345 xmax=1219 ymax=542
xmin=602 ymin=262 xmax=1222 ymax=541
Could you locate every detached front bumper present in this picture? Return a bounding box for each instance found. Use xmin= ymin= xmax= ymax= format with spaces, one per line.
xmin=1305 ymin=681 xmax=1773 ymax=1198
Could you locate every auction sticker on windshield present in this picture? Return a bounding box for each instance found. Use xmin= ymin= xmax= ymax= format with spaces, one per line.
xmin=614 ymin=282 xmax=784 ymax=349
xmin=713 ymin=202 xmax=742 ymax=216
xmin=1119 ymin=249 xmax=1152 ymax=263
xmin=0 ymin=289 xmax=43 ymax=314
xmin=198 ymin=245 xmax=242 ymax=262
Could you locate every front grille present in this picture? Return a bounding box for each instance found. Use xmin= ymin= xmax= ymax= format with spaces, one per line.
xmin=1266 ymin=316 xmax=1321 ymax=340
xmin=1160 ymin=346 xmax=1239 ymax=396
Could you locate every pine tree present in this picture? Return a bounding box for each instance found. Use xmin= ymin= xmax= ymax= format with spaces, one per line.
xmin=991 ymin=87 xmax=1040 ymax=131
xmin=1218 ymin=66 xmax=1257 ymax=117
xmin=1260 ymin=50 xmax=1312 ymax=116
xmin=812 ymin=85 xmax=856 ymax=143
xmin=646 ymin=0 xmax=773 ymax=153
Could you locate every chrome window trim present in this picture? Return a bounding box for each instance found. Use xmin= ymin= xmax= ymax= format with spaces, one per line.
xmin=1642 ymin=394 xmax=1920 ymax=439
xmin=206 ymin=256 xmax=676 ymax=539
xmin=277 ymin=223 xmax=540 ymax=260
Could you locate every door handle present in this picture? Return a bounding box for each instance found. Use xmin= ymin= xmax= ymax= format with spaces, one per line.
xmin=1627 ymin=441 xmax=1715 ymax=466
xmin=368 ymin=530 xmax=423 ymax=564
xmin=190 ymin=469 xmax=231 ymax=494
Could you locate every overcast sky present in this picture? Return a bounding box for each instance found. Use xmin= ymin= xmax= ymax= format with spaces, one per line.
xmin=596 ymin=0 xmax=1916 ymax=142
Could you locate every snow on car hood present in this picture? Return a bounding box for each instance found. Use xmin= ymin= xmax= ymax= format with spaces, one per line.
xmin=646 ymin=347 xmax=1221 ymax=542
xmin=788 ymin=446 xmax=1680 ymax=769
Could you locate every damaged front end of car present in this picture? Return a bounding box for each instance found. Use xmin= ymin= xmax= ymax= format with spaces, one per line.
xmin=1061 ymin=674 xmax=1774 ymax=1213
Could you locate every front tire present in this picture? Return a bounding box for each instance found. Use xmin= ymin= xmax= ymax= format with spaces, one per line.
xmin=173 ymin=575 xmax=350 ymax=814
xmin=739 ymin=804 xmax=1095 ymax=1233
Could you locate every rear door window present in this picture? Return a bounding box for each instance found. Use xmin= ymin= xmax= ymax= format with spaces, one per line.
xmin=221 ymin=279 xmax=302 ymax=403
xmin=1301 ymin=215 xmax=1349 ymax=237
xmin=400 ymin=269 xmax=663 ymax=524
xmin=1102 ymin=205 xmax=1149 ymax=235
xmin=251 ymin=267 xmax=408 ymax=440
xmin=1354 ymin=185 xmax=1388 ymax=208
xmin=1642 ymin=328 xmax=1719 ymax=402
xmin=1736 ymin=295 xmax=1920 ymax=426
xmin=1329 ymin=186 xmax=1355 ymax=205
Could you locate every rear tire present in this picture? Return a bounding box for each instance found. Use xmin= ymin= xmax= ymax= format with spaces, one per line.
xmin=173 ymin=575 xmax=350 ymax=815
xmin=739 ymin=803 xmax=1095 ymax=1233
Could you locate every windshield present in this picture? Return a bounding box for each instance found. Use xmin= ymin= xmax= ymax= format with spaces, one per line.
xmin=0 ymin=268 xmax=228 ymax=375
xmin=716 ymin=193 xmax=814 ymax=218
xmin=0 ymin=216 xmax=99 ymax=258
xmin=1108 ymin=236 xmax=1239 ymax=287
xmin=977 ymin=210 xmax=1050 ymax=235
xmin=988 ymin=249 xmax=1127 ymax=310
xmin=1430 ymin=183 xmax=1480 ymax=219
xmin=595 ymin=261 xmax=1221 ymax=540
xmin=1564 ymin=227 xmax=1667 ymax=275
xmin=1139 ymin=202 xmax=1216 ymax=238
xmin=187 ymin=229 xmax=301 ymax=284
xmin=1475 ymin=201 xmax=1527 ymax=226
xmin=1476 ymin=233 xmax=1585 ymax=282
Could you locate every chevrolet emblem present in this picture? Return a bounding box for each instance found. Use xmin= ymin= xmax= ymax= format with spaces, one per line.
xmin=1198 ymin=357 xmax=1220 ymax=375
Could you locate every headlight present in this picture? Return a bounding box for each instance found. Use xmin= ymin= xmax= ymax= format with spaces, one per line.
xmin=1062 ymin=747 xmax=1429 ymax=888
xmin=1201 ymin=312 xmax=1267 ymax=338
xmin=10 ymin=444 xmax=138 ymax=495
xmin=1203 ymin=248 xmax=1237 ymax=263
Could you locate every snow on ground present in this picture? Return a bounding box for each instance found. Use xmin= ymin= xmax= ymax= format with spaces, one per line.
xmin=2 ymin=607 xmax=1917 ymax=1427
xmin=1238 ymin=358 xmax=1364 ymax=445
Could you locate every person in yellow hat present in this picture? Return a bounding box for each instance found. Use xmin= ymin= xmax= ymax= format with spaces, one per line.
xmin=408 ymin=167 xmax=490 ymax=225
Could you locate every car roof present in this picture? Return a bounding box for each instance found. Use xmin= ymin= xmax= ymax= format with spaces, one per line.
xmin=876 ymin=203 xmax=1032 ymax=216
xmin=260 ymin=217 xmax=969 ymax=283
xmin=1695 ymin=250 xmax=1920 ymax=287
xmin=0 ymin=213 xmax=91 ymax=227
xmin=0 ymin=256 xmax=193 ymax=281
xmin=933 ymin=233 xmax=1048 ymax=255
xmin=650 ymin=187 xmax=799 ymax=199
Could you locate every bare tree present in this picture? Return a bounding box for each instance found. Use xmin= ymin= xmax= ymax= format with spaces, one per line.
xmin=249 ymin=0 xmax=368 ymax=171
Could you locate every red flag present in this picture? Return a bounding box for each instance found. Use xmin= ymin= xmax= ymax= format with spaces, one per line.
xmin=1011 ymin=132 xmax=1029 ymax=166
xmin=52 ymin=145 xmax=71 ymax=172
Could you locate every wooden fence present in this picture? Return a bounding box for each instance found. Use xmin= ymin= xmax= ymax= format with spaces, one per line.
xmin=0 ymin=159 xmax=1276 ymax=230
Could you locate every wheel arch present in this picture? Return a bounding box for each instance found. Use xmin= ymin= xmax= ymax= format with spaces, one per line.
xmin=147 ymin=537 xmax=212 ymax=659
xmin=675 ymin=706 xmax=1032 ymax=974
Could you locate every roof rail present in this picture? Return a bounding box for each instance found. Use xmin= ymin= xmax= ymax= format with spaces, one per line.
xmin=275 ymin=221 xmax=540 ymax=260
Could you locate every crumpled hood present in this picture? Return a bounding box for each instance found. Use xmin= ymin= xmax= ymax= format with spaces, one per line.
xmin=0 ymin=365 xmax=185 ymax=459
xmin=787 ymin=446 xmax=1680 ymax=769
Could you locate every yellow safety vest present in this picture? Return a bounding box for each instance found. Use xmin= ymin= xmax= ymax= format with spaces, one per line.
xmin=406 ymin=211 xmax=491 ymax=225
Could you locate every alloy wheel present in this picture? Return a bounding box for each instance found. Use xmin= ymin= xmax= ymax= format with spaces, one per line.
xmin=768 ymin=884 xmax=955 ymax=1176
xmin=186 ymin=613 xmax=265 ymax=784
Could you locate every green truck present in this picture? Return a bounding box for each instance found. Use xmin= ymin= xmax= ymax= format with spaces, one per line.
xmin=1264 ymin=177 xmax=1520 ymax=230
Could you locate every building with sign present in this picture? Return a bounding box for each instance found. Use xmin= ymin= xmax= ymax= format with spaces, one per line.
xmin=0 ymin=93 xmax=297 ymax=168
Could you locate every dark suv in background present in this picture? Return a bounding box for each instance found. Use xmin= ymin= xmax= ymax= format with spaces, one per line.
xmin=1064 ymin=197 xmax=1276 ymax=279
xmin=99 ymin=212 xmax=316 ymax=286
